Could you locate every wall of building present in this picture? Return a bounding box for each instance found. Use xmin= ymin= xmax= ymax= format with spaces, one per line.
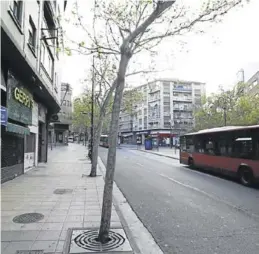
xmin=119 ymin=79 xmax=206 ymax=140
xmin=246 ymin=71 xmax=259 ymax=96
xmin=54 ymin=83 xmax=73 ymax=145
xmin=1 ymin=0 xmax=66 ymax=183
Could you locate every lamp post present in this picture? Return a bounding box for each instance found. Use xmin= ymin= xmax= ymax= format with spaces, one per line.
xmin=217 ymin=97 xmax=227 ymax=126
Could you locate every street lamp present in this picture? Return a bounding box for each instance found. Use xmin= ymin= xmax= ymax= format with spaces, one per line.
xmin=216 ymin=97 xmax=227 ymax=126
xmin=81 ymin=112 xmax=90 ymax=147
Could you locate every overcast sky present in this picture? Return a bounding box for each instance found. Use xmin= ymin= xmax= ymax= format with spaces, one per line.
xmin=61 ymin=0 xmax=259 ymax=98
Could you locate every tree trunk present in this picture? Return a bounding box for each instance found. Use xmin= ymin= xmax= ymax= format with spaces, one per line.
xmin=98 ymin=54 xmax=130 ymax=243
xmin=89 ymin=120 xmax=103 ymax=177
xmin=89 ymin=79 xmax=118 ymax=177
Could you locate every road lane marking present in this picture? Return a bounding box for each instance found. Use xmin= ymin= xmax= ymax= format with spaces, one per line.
xmin=159 ymin=173 xmax=259 ymax=220
xmin=136 ymin=163 xmax=144 ymax=167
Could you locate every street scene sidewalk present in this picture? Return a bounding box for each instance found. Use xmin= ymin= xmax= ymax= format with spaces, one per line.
xmin=1 ymin=144 xmax=122 ymax=254
xmin=139 ymin=147 xmax=180 ymax=160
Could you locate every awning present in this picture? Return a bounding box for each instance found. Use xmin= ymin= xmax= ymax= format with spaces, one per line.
xmin=123 ymin=134 xmax=133 ymax=137
xmin=6 ymin=122 xmax=30 ymax=135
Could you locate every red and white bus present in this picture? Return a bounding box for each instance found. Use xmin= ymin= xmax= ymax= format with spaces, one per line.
xmin=180 ymin=125 xmax=259 ymax=186
xmin=99 ymin=135 xmax=109 ymax=148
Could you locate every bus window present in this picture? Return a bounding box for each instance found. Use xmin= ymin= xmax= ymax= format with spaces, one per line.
xmin=256 ymin=139 xmax=259 ymax=160
xmin=233 ymin=137 xmax=253 ymax=159
xmin=186 ymin=136 xmax=194 ymax=152
xmin=194 ymin=136 xmax=204 ymax=153
xmin=205 ymin=140 xmax=215 ymax=155
xmin=180 ymin=136 xmax=186 ymax=151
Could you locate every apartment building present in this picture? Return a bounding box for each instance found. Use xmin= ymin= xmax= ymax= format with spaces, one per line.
xmin=52 ymin=83 xmax=73 ymax=145
xmin=246 ymin=70 xmax=259 ymax=96
xmin=119 ymin=79 xmax=205 ymax=145
xmin=1 ymin=0 xmax=67 ymax=183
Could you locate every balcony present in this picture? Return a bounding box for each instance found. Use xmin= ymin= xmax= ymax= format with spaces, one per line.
xmin=173 ymin=96 xmax=192 ymax=102
xmin=173 ymin=87 xmax=192 ymax=93
xmin=173 ymin=107 xmax=193 ymax=112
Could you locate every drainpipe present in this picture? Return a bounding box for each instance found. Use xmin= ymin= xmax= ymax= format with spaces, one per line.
xmin=36 ymin=0 xmax=43 ymax=72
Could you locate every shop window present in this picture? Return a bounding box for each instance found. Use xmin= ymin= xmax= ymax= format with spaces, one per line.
xmin=28 ymin=16 xmax=36 ymax=52
xmin=25 ymin=133 xmax=35 ymax=153
xmin=1 ymin=130 xmax=24 ymax=168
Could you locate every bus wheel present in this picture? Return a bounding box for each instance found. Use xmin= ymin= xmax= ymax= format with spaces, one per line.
xmin=188 ymin=158 xmax=195 ymax=169
xmin=238 ymin=166 xmax=254 ymax=186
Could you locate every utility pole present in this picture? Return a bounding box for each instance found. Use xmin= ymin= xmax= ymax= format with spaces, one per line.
xmin=223 ymin=106 xmax=227 ymax=126
xmin=88 ymin=56 xmax=95 ymax=161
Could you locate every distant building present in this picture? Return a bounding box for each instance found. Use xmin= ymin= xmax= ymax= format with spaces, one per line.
xmin=1 ymin=0 xmax=67 ymax=183
xmin=119 ymin=79 xmax=205 ymax=145
xmin=52 ymin=83 xmax=73 ymax=145
xmin=236 ymin=69 xmax=245 ymax=84
xmin=245 ymin=71 xmax=259 ymax=96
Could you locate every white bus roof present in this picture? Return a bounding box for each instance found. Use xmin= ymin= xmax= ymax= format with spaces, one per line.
xmin=100 ymin=134 xmax=108 ymax=137
xmin=185 ymin=125 xmax=259 ymax=136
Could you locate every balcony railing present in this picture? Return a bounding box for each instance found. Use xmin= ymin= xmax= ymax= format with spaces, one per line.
xmin=173 ymin=96 xmax=192 ymax=101
xmin=173 ymin=108 xmax=193 ymax=111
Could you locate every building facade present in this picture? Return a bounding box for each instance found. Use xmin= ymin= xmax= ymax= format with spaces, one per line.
xmin=246 ymin=70 xmax=259 ymax=96
xmin=52 ymin=83 xmax=73 ymax=145
xmin=119 ymin=79 xmax=205 ymax=145
xmin=1 ymin=0 xmax=67 ymax=183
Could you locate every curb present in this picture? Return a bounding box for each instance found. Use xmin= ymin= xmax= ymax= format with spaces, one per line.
xmin=138 ymin=149 xmax=179 ymax=160
xmin=98 ymin=157 xmax=164 ymax=254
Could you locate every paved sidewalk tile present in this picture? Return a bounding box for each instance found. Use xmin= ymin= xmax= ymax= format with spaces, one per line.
xmin=1 ymin=144 xmax=124 ymax=254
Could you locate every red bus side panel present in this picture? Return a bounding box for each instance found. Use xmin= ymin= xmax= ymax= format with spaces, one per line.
xmin=180 ymin=152 xmax=259 ymax=177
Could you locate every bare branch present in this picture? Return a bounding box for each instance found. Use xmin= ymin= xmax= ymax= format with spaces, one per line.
xmin=126 ymin=69 xmax=162 ymax=77
xmin=122 ymin=1 xmax=175 ymax=50
xmin=137 ymin=0 xmax=243 ymax=46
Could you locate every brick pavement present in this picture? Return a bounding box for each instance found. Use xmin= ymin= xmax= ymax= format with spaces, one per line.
xmin=1 ymin=144 xmax=121 ymax=254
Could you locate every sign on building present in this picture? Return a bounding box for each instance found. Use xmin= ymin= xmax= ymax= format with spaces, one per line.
xmin=7 ymin=71 xmax=33 ymax=125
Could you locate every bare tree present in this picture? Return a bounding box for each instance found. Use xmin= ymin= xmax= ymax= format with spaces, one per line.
xmin=64 ymin=0 xmax=248 ymax=243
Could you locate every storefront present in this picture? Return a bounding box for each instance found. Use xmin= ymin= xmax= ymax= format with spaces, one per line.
xmin=1 ymin=70 xmax=33 ymax=183
xmin=121 ymin=132 xmax=134 ymax=144
xmin=150 ymin=130 xmax=176 ymax=147
xmin=24 ymin=100 xmax=39 ymax=172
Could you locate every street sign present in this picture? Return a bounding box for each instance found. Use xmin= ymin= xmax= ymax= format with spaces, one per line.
xmin=1 ymin=106 xmax=7 ymax=126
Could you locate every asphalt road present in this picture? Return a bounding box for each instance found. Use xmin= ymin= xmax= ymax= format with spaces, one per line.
xmin=98 ymin=146 xmax=259 ymax=254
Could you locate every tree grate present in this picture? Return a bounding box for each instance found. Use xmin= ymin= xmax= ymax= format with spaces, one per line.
xmin=74 ymin=230 xmax=125 ymax=252
xmin=53 ymin=188 xmax=73 ymax=194
xmin=13 ymin=213 xmax=44 ymax=224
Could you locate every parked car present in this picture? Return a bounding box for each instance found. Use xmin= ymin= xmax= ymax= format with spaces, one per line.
xmin=68 ymin=137 xmax=74 ymax=143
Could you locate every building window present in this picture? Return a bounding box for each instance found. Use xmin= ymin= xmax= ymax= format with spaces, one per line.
xmin=12 ymin=1 xmax=23 ymax=25
xmin=41 ymin=41 xmax=54 ymax=80
xmin=28 ymin=16 xmax=36 ymax=51
xmin=54 ymin=72 xmax=58 ymax=92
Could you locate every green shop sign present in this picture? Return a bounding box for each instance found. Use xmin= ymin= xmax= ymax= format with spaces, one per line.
xmin=7 ymin=71 xmax=33 ymax=125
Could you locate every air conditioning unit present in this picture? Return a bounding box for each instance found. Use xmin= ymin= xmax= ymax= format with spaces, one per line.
xmin=50 ymin=114 xmax=59 ymax=122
